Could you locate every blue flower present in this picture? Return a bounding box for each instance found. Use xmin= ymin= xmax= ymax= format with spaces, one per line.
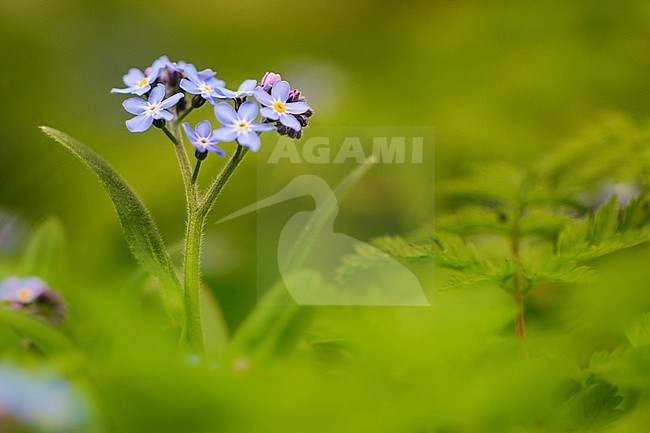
xmin=179 ymin=64 xmax=226 ymax=105
xmin=253 ymin=80 xmax=311 ymax=132
xmin=0 ymin=365 xmax=90 ymax=432
xmin=212 ymin=101 xmax=275 ymax=152
xmin=181 ymin=121 xmax=226 ymax=157
xmin=110 ymin=58 xmax=166 ymax=96
xmin=122 ymin=84 xmax=184 ymax=133
xmin=0 ymin=276 xmax=48 ymax=304
xmin=214 ymin=79 xmax=258 ymax=100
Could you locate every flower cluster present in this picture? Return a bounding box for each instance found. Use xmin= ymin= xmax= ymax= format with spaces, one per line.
xmin=0 ymin=276 xmax=66 ymax=326
xmin=111 ymin=56 xmax=313 ymax=158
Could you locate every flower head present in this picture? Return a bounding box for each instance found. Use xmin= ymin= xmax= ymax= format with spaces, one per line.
xmin=182 ymin=121 xmax=226 ymax=157
xmin=214 ymin=79 xmax=258 ymax=100
xmin=122 ymin=84 xmax=184 ymax=133
xmin=212 ymin=101 xmax=275 ymax=152
xmin=179 ymin=64 xmax=226 ymax=105
xmin=111 ymin=58 xmax=166 ymax=96
xmin=0 ymin=276 xmax=66 ymax=325
xmin=0 ymin=276 xmax=48 ymax=303
xmin=254 ymin=80 xmax=311 ymax=133
xmin=260 ymin=72 xmax=282 ymax=90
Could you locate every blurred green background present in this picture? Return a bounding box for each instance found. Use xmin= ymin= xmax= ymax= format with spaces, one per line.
xmin=2 ymin=1 xmax=650 ymax=431
xmin=3 ymin=0 xmax=650 ymax=327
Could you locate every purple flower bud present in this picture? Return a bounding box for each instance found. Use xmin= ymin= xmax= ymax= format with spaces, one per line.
xmin=260 ymin=72 xmax=282 ymax=90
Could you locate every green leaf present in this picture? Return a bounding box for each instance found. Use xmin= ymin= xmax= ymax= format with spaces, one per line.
xmin=19 ymin=217 xmax=66 ymax=285
xmin=441 ymin=161 xmax=527 ymax=205
xmin=444 ymin=261 xmax=517 ymax=290
xmin=590 ymin=197 xmax=619 ymax=244
xmin=40 ymin=126 xmax=184 ymax=326
xmin=0 ymin=308 xmax=76 ymax=356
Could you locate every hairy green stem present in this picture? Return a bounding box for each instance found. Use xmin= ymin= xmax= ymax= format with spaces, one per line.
xmin=183 ymin=206 xmax=206 ymax=358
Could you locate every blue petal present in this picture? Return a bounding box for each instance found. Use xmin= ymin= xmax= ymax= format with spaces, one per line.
xmin=180 ymin=79 xmax=201 ymax=95
xmin=279 ymin=113 xmax=301 ymax=131
xmin=253 ymin=89 xmax=274 ymax=107
xmin=198 ymin=68 xmax=216 ymax=81
xmin=238 ymin=101 xmax=258 ymax=122
xmin=157 ymin=110 xmax=174 ymax=121
xmin=206 ymin=144 xmax=226 ymax=157
xmin=214 ymin=87 xmax=237 ymax=99
xmin=133 ymin=85 xmax=151 ymax=96
xmin=212 ymin=127 xmax=239 ymax=142
xmin=148 ymin=58 xmax=166 ymax=81
xmin=123 ymin=68 xmax=145 ymax=86
xmin=208 ymin=78 xmax=226 ymax=89
xmin=237 ymin=130 xmax=261 ymax=152
xmin=261 ymin=106 xmax=279 ymax=120
xmin=271 ymin=80 xmax=290 ymax=102
xmin=122 ymin=98 xmax=148 ymax=115
xmin=184 ymin=64 xmax=201 ymax=83
xmin=238 ymin=79 xmax=257 ymax=92
xmin=213 ymin=103 xmax=238 ymax=126
xmin=126 ymin=114 xmax=153 ymax=133
xmin=160 ymin=92 xmax=184 ymax=109
xmin=251 ymin=122 xmax=276 ymax=133
xmin=182 ymin=122 xmax=198 ymax=144
xmin=285 ymin=101 xmax=310 ymax=114
xmin=196 ymin=120 xmax=212 ymax=137
xmin=111 ymin=87 xmax=137 ymax=94
xmin=148 ymin=84 xmax=166 ymax=104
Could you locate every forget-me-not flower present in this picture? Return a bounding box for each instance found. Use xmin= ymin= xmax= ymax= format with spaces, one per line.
xmin=212 ymin=101 xmax=275 ymax=152
xmin=214 ymin=79 xmax=257 ymax=100
xmin=110 ymin=58 xmax=166 ymax=96
xmin=182 ymin=121 xmax=226 ymax=157
xmin=122 ymin=84 xmax=184 ymax=133
xmin=0 ymin=276 xmax=48 ymax=304
xmin=254 ymin=80 xmax=311 ymax=132
xmin=0 ymin=365 xmax=90 ymax=432
xmin=179 ymin=64 xmax=226 ymax=105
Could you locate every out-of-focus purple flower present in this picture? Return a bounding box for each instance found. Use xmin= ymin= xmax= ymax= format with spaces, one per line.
xmin=0 ymin=276 xmax=48 ymax=303
xmin=254 ymin=80 xmax=311 ymax=133
xmin=0 ymin=365 xmax=90 ymax=432
xmin=260 ymin=72 xmax=282 ymax=90
xmin=214 ymin=79 xmax=257 ymax=100
xmin=110 ymin=58 xmax=166 ymax=96
xmin=0 ymin=276 xmax=66 ymax=325
xmin=212 ymin=101 xmax=275 ymax=152
xmin=179 ymin=64 xmax=226 ymax=105
xmin=182 ymin=121 xmax=226 ymax=157
xmin=122 ymin=84 xmax=184 ymax=133
xmin=579 ymin=180 xmax=641 ymax=211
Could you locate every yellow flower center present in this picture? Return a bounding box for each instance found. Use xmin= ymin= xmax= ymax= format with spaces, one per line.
xmin=17 ymin=288 xmax=33 ymax=301
xmin=236 ymin=121 xmax=249 ymax=131
xmin=273 ymin=101 xmax=286 ymax=113
xmin=200 ymin=84 xmax=213 ymax=93
xmin=138 ymin=78 xmax=149 ymax=88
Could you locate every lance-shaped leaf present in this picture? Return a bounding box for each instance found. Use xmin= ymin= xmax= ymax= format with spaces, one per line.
xmin=40 ymin=126 xmax=185 ymax=326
